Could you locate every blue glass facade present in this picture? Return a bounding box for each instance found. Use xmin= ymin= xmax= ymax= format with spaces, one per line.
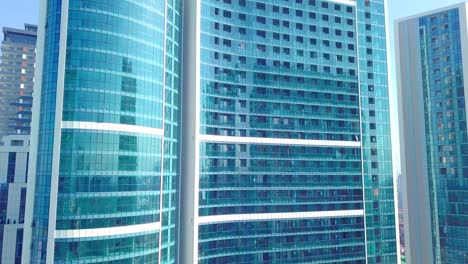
xmin=419 ymin=8 xmax=468 ymax=264
xmin=160 ymin=0 xmax=182 ymax=262
xmin=29 ymin=0 xmax=397 ymax=262
xmin=356 ymin=0 xmax=397 ymax=263
xmin=29 ymin=0 xmax=180 ymax=263
xmin=30 ymin=0 xmax=62 ymax=261
xmin=196 ymin=0 xmax=396 ymax=263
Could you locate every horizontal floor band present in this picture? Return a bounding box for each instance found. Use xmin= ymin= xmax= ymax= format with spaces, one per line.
xmin=54 ymin=222 xmax=161 ymax=239
xmin=198 ymin=209 xmax=364 ymax=225
xmin=199 ymin=134 xmax=361 ymax=148
xmin=61 ymin=121 xmax=164 ymax=136
xmin=328 ymin=0 xmax=356 ymax=7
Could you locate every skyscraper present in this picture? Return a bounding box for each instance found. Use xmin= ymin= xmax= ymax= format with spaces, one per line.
xmin=0 ymin=24 xmax=37 ymax=138
xmin=23 ymin=0 xmax=181 ymax=263
xmin=181 ymin=0 xmax=397 ymax=263
xmin=24 ymin=0 xmax=397 ymax=263
xmin=397 ymin=3 xmax=468 ymax=264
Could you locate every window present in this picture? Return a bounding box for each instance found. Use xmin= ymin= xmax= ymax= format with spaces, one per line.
xmin=11 ymin=140 xmax=24 ymax=146
xmin=257 ymin=58 xmax=266 ymax=66
xmin=7 ymin=152 xmax=16 ymax=183
xmin=223 ymin=10 xmax=231 ymax=18
xmin=256 ymin=16 xmax=265 ymax=24
xmin=223 ymin=25 xmax=231 ymax=32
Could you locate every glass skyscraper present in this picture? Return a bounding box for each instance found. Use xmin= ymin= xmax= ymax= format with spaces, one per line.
xmin=397 ymin=3 xmax=468 ymax=264
xmin=182 ymin=0 xmax=397 ymax=263
xmin=23 ymin=0 xmax=181 ymax=263
xmin=22 ymin=0 xmax=397 ymax=263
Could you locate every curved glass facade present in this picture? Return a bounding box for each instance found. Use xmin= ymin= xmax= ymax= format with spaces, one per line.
xmin=30 ymin=0 xmax=63 ymax=262
xmin=30 ymin=0 xmax=180 ymax=263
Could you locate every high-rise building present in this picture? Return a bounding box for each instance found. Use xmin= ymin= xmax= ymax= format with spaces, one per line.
xmin=24 ymin=0 xmax=398 ymax=263
xmin=0 ymin=24 xmax=37 ymax=138
xmin=22 ymin=0 xmax=181 ymax=263
xmin=397 ymin=3 xmax=468 ymax=264
xmin=181 ymin=0 xmax=398 ymax=263
xmin=0 ymin=135 xmax=29 ymax=264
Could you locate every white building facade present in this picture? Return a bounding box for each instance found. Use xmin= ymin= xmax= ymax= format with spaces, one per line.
xmin=0 ymin=135 xmax=29 ymax=264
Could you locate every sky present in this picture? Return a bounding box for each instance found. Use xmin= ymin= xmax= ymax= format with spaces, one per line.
xmin=0 ymin=0 xmax=466 ymax=175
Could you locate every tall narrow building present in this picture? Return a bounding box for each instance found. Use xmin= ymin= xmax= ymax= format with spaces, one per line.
xmin=397 ymin=3 xmax=468 ymax=264
xmin=23 ymin=0 xmax=181 ymax=263
xmin=182 ymin=0 xmax=397 ymax=263
xmin=0 ymin=24 xmax=37 ymax=138
xmin=0 ymin=135 xmax=29 ymax=264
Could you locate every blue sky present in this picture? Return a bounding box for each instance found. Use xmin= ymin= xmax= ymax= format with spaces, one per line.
xmin=0 ymin=0 xmax=465 ymax=174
